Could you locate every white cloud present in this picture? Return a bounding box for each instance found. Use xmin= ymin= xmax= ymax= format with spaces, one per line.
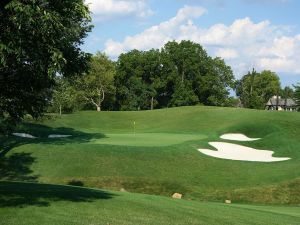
xmin=104 ymin=5 xmax=300 ymax=77
xmin=215 ymin=48 xmax=239 ymax=59
xmin=104 ymin=5 xmax=206 ymax=57
xmin=255 ymin=35 xmax=300 ymax=74
xmin=85 ymin=0 xmax=153 ymax=21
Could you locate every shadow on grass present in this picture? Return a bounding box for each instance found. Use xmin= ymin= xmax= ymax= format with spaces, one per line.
xmin=0 ymin=122 xmax=111 ymax=208
xmin=0 ymin=152 xmax=38 ymax=181
xmin=0 ymin=123 xmax=106 ymax=157
xmin=0 ymin=181 xmax=116 ymax=208
xmin=68 ymin=180 xmax=84 ymax=187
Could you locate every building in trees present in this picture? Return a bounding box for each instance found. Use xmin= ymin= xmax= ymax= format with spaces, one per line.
xmin=265 ymin=96 xmax=298 ymax=111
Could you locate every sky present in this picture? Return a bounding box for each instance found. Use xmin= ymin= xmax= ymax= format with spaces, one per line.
xmin=82 ymin=0 xmax=300 ymax=87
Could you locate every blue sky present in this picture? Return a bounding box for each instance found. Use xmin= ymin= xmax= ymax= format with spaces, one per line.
xmin=83 ymin=0 xmax=300 ymax=87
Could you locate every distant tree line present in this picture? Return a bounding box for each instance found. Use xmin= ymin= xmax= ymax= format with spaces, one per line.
xmin=50 ymin=40 xmax=238 ymax=113
xmin=50 ymin=40 xmax=300 ymax=114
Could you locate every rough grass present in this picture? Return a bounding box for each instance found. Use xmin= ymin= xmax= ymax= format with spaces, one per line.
xmin=1 ymin=106 xmax=300 ymax=204
xmin=1 ymin=181 xmax=299 ymax=225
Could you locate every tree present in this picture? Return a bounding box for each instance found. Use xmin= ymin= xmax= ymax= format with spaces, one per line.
xmin=51 ymin=77 xmax=77 ymax=115
xmin=236 ymin=70 xmax=281 ymax=109
xmin=0 ymin=0 xmax=92 ymax=129
xmin=197 ymin=57 xmax=234 ymax=106
xmin=294 ymin=83 xmax=300 ymax=107
xmin=281 ymin=86 xmax=294 ymax=99
xmin=115 ymin=50 xmax=161 ymax=111
xmin=76 ymin=52 xmax=116 ymax=112
xmin=115 ymin=41 xmax=235 ymax=110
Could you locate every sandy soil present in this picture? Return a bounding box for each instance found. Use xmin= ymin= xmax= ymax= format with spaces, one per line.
xmin=12 ymin=133 xmax=36 ymax=139
xmin=198 ymin=142 xmax=290 ymax=162
xmin=220 ymin=133 xmax=260 ymax=141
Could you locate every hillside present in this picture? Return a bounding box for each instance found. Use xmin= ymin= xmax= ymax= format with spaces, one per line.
xmin=1 ymin=106 xmax=300 ymax=204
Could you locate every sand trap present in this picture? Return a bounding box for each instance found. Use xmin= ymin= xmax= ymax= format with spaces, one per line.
xmin=220 ymin=133 xmax=260 ymax=141
xmin=198 ymin=142 xmax=290 ymax=162
xmin=48 ymin=134 xmax=72 ymax=138
xmin=12 ymin=133 xmax=36 ymax=139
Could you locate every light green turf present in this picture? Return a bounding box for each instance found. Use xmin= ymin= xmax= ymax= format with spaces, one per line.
xmin=1 ymin=181 xmax=299 ymax=225
xmin=89 ymin=133 xmax=206 ymax=146
xmin=1 ymin=106 xmax=300 ymax=204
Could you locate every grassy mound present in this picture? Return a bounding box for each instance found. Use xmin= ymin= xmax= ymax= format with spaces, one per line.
xmin=1 ymin=106 xmax=300 ymax=204
xmin=1 ymin=181 xmax=299 ymax=225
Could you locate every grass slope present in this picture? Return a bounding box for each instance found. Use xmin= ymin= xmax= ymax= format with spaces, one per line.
xmin=1 ymin=106 xmax=300 ymax=204
xmin=1 ymin=181 xmax=299 ymax=225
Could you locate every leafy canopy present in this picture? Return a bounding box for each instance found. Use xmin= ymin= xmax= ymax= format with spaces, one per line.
xmin=115 ymin=41 xmax=235 ymax=110
xmin=0 ymin=0 xmax=92 ymax=126
xmin=236 ymin=70 xmax=281 ymax=109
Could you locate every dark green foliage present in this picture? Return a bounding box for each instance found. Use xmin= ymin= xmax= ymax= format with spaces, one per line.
xmin=236 ymin=69 xmax=281 ymax=109
xmin=115 ymin=49 xmax=160 ymax=110
xmin=115 ymin=41 xmax=235 ymax=110
xmin=281 ymin=86 xmax=294 ymax=99
xmin=294 ymin=84 xmax=300 ymax=103
xmin=0 ymin=0 xmax=92 ymax=125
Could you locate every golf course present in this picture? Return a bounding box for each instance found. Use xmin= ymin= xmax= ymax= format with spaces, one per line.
xmin=1 ymin=106 xmax=300 ymax=224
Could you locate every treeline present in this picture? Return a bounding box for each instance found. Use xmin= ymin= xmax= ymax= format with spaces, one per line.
xmin=50 ymin=40 xmax=300 ymax=113
xmin=236 ymin=69 xmax=297 ymax=109
xmin=50 ymin=40 xmax=235 ymax=113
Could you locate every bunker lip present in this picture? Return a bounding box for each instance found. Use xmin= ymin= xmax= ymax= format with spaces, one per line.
xmin=198 ymin=142 xmax=291 ymax=162
xmin=220 ymin=133 xmax=261 ymax=141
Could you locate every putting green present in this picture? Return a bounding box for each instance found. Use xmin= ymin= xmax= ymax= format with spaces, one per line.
xmin=90 ymin=133 xmax=206 ymax=146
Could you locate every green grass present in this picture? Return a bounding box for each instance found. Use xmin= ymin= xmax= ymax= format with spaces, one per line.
xmin=1 ymin=181 xmax=299 ymax=225
xmin=1 ymin=106 xmax=300 ymax=204
xmin=90 ymin=133 xmax=206 ymax=146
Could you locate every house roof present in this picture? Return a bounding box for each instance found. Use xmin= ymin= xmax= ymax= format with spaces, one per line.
xmin=266 ymin=97 xmax=297 ymax=107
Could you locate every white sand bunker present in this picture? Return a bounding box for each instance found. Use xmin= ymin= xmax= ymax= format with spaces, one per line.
xmin=12 ymin=133 xmax=36 ymax=139
xmin=220 ymin=133 xmax=260 ymax=141
xmin=198 ymin=142 xmax=290 ymax=162
xmin=48 ymin=134 xmax=72 ymax=138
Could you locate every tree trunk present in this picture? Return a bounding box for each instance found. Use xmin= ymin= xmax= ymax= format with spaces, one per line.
xmin=151 ymin=97 xmax=154 ymax=110
xmin=59 ymin=105 xmax=62 ymax=116
xmin=276 ymin=93 xmax=279 ymax=110
xmin=97 ymin=106 xmax=101 ymax=112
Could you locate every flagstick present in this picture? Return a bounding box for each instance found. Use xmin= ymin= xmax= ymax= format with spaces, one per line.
xmin=133 ymin=121 xmax=136 ymax=136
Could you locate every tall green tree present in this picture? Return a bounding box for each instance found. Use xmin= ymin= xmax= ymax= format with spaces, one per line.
xmin=76 ymin=52 xmax=116 ymax=112
xmin=0 ymin=0 xmax=92 ymax=128
xmin=236 ymin=70 xmax=281 ymax=109
xmin=115 ymin=50 xmax=161 ymax=111
xmin=294 ymin=84 xmax=300 ymax=107
xmin=115 ymin=41 xmax=235 ymax=110
xmin=281 ymin=86 xmax=294 ymax=99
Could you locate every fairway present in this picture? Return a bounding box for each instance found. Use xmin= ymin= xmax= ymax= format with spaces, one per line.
xmin=90 ymin=133 xmax=206 ymax=146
